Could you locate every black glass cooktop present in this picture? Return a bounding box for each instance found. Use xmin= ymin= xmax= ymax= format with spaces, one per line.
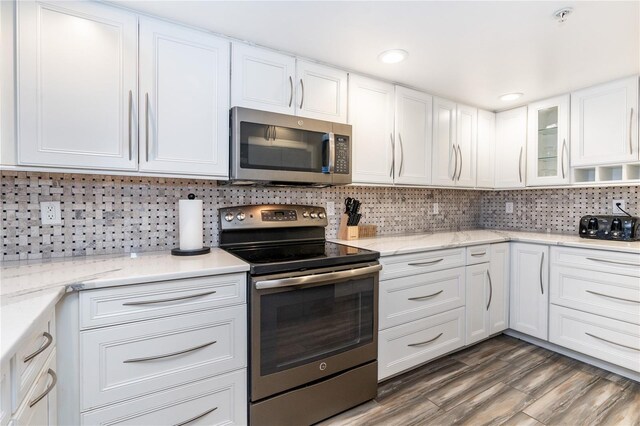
xmin=225 ymin=241 xmax=379 ymax=275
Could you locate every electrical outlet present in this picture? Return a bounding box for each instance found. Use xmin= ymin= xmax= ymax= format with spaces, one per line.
xmin=40 ymin=201 xmax=62 ymax=225
xmin=433 ymin=203 xmax=439 ymax=214
xmin=613 ymin=199 xmax=626 ymax=215
xmin=505 ymin=202 xmax=514 ymax=214
xmin=326 ymin=201 xmax=335 ymax=217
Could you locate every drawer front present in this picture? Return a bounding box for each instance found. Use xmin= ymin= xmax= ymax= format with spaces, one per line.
xmin=551 ymin=265 xmax=640 ymax=324
xmin=466 ymin=244 xmax=491 ymax=265
xmin=549 ymin=305 xmax=640 ymax=372
xmin=12 ymin=351 xmax=57 ymax=426
xmin=80 ymin=273 xmax=246 ymax=329
xmin=81 ymin=369 xmax=247 ymax=426
xmin=551 ymin=247 xmax=640 ymax=278
xmin=80 ymin=306 xmax=246 ymax=411
xmin=380 ymin=248 xmax=465 ymax=281
xmin=13 ymin=311 xmax=55 ymax=411
xmin=379 ymin=267 xmax=465 ymax=330
xmin=378 ymin=307 xmax=465 ymax=380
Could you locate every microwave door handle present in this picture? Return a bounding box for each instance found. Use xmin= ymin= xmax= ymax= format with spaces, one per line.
xmin=328 ymin=132 xmax=335 ymax=173
xmin=255 ymin=264 xmax=382 ymax=290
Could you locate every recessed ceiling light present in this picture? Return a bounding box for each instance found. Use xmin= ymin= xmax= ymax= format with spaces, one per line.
xmin=499 ymin=93 xmax=523 ymax=101
xmin=378 ymin=49 xmax=408 ymax=64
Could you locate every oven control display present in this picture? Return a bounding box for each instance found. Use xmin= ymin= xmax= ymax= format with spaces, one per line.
xmin=261 ymin=210 xmax=297 ymax=221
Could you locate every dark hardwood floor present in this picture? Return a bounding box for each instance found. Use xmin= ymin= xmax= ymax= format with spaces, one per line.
xmin=318 ymin=335 xmax=640 ymax=426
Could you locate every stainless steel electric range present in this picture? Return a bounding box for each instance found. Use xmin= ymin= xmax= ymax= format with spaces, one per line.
xmin=219 ymin=204 xmax=380 ymax=426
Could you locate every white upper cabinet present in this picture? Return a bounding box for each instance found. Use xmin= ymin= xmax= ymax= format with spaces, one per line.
xmin=295 ymin=60 xmax=348 ymax=123
xmin=571 ymin=76 xmax=639 ymax=166
xmin=394 ymin=86 xmax=433 ymax=185
xmin=527 ymin=95 xmax=570 ymax=186
xmin=431 ymin=98 xmax=457 ymax=186
xmin=231 ymin=43 xmax=296 ymax=115
xmin=348 ymin=75 xmax=395 ymax=185
xmin=495 ymin=106 xmax=527 ymax=188
xmin=139 ymin=18 xmax=230 ymax=177
xmin=476 ymin=110 xmax=495 ymax=188
xmin=17 ymin=0 xmax=138 ymax=170
xmin=455 ymin=104 xmax=477 ymax=187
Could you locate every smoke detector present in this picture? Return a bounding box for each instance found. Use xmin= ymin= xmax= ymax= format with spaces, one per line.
xmin=554 ymin=7 xmax=573 ymax=23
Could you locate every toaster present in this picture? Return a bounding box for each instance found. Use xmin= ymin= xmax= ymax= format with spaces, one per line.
xmin=579 ymin=215 xmax=640 ymax=241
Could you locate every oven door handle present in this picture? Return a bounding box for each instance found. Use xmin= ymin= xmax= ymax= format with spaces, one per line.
xmin=255 ymin=264 xmax=382 ymax=290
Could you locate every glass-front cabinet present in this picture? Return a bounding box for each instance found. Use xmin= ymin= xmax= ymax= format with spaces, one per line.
xmin=527 ymin=95 xmax=570 ymax=186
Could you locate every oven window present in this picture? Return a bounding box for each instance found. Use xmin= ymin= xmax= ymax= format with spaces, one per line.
xmin=240 ymin=122 xmax=328 ymax=172
xmin=260 ymin=277 xmax=374 ymax=376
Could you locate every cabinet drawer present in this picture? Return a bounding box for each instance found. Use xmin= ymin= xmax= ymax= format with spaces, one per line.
xmin=466 ymin=244 xmax=491 ymax=265
xmin=549 ymin=305 xmax=640 ymax=373
xmin=12 ymin=351 xmax=57 ymax=426
xmin=551 ymin=247 xmax=640 ymax=277
xmin=12 ymin=311 xmax=55 ymax=412
xmin=81 ymin=369 xmax=247 ymax=425
xmin=379 ymin=267 xmax=465 ymax=330
xmin=80 ymin=306 xmax=246 ymax=411
xmin=378 ymin=307 xmax=465 ymax=380
xmin=551 ymin=265 xmax=640 ymax=324
xmin=380 ymin=248 xmax=465 ymax=281
xmin=80 ymin=273 xmax=245 ymax=329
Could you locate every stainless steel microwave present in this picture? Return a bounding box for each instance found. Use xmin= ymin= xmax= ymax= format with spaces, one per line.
xmin=230 ymin=107 xmax=352 ymax=186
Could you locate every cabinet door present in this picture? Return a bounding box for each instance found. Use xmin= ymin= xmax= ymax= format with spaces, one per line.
xmin=465 ymin=263 xmax=490 ymax=345
xmin=295 ymin=60 xmax=347 ymax=123
xmin=527 ymin=95 xmax=570 ymax=186
xmin=394 ymin=86 xmax=433 ymax=185
xmin=456 ymin=104 xmax=477 ymax=187
xmin=489 ymin=243 xmax=510 ymax=334
xmin=571 ymin=76 xmax=639 ymax=166
xmin=139 ymin=18 xmax=230 ymax=177
xmin=17 ymin=0 xmax=138 ymax=170
xmin=348 ymin=75 xmax=395 ymax=185
xmin=510 ymin=243 xmax=548 ymax=340
xmin=476 ymin=110 xmax=495 ymax=188
xmin=495 ymin=107 xmax=527 ymax=188
xmin=231 ymin=43 xmax=295 ymax=114
xmin=431 ymin=98 xmax=457 ymax=186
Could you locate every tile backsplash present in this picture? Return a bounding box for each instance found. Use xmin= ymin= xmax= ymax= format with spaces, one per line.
xmin=2 ymin=171 xmax=638 ymax=261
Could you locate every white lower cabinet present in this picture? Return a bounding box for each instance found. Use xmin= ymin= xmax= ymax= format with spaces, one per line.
xmin=11 ymin=352 xmax=57 ymax=426
xmin=488 ymin=243 xmax=510 ymax=334
xmin=465 ymin=263 xmax=491 ymax=345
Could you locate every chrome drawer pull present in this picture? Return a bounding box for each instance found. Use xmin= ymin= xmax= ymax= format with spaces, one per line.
xmin=408 ymin=290 xmax=443 ymax=301
xmin=29 ymin=369 xmax=57 ymax=408
xmin=174 ymin=407 xmax=218 ymax=426
xmin=486 ymin=269 xmax=493 ymax=311
xmin=122 ymin=290 xmax=217 ymax=306
xmin=408 ymin=259 xmax=444 ymax=267
xmin=24 ymin=332 xmax=53 ymax=363
xmin=539 ymin=252 xmax=544 ymax=295
xmin=586 ymin=290 xmax=640 ymax=304
xmin=585 ymin=332 xmax=639 ymax=352
xmin=408 ymin=332 xmax=443 ymax=347
xmin=470 ymin=251 xmax=487 ymax=257
xmin=586 ymin=257 xmax=640 ymax=268
xmin=123 ymin=340 xmax=217 ymax=363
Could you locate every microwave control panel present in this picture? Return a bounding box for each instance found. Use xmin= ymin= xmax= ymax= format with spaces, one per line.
xmin=335 ymin=135 xmax=350 ymax=174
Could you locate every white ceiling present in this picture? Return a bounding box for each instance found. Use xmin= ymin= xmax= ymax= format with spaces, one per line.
xmin=112 ymin=0 xmax=640 ymax=111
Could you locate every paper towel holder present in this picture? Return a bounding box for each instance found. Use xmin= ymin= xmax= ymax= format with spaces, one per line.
xmin=172 ymin=193 xmax=211 ymax=256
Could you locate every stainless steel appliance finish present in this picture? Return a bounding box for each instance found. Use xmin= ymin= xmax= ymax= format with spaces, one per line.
xmin=229 ymin=107 xmax=352 ymax=186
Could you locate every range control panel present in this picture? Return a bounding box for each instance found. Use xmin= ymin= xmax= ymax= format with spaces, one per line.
xmin=219 ymin=204 xmax=328 ymax=230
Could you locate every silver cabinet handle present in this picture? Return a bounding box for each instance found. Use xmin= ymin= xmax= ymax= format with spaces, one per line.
xmin=451 ymin=145 xmax=458 ymax=181
xmin=128 ymin=90 xmax=133 ymax=161
xmin=561 ymin=138 xmax=567 ymax=179
xmin=586 ymin=290 xmax=640 ymax=304
xmin=585 ymin=332 xmax=639 ymax=352
xmin=28 ymin=369 xmax=57 ymax=408
xmin=408 ymin=259 xmax=444 ymax=267
xmin=486 ymin=269 xmax=493 ymax=311
xmin=408 ymin=290 xmax=443 ymax=301
xmin=122 ymin=290 xmax=217 ymax=306
xmin=539 ymin=251 xmax=544 ymax=295
xmin=174 ymin=407 xmax=218 ymax=426
xmin=123 ymin=340 xmax=217 ymax=363
xmin=586 ymin=257 xmax=640 ymax=268
xmin=328 ymin=132 xmax=336 ymax=173
xmin=456 ymin=145 xmax=463 ymax=181
xmin=398 ymin=133 xmax=405 ymax=176
xmin=255 ymin=264 xmax=382 ymax=290
xmin=299 ymin=78 xmax=304 ymax=109
xmin=408 ymin=332 xmax=443 ymax=347
xmin=630 ymin=108 xmax=634 ymax=155
xmin=145 ymin=92 xmax=150 ymax=161
xmin=288 ymin=76 xmax=293 ymax=107
xmin=470 ymin=251 xmax=487 ymax=257
xmin=23 ymin=332 xmax=53 ymax=363
xmin=518 ymin=146 xmax=523 ymax=183
xmin=389 ymin=133 xmax=394 ymax=177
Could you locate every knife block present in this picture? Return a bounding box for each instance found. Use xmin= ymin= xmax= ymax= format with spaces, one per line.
xmin=338 ymin=214 xmax=359 ymax=240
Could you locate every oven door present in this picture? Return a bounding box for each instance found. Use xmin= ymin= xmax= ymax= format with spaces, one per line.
xmin=250 ymin=262 xmax=380 ymax=401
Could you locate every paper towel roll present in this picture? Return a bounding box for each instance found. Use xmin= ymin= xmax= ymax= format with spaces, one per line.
xmin=178 ymin=194 xmax=203 ymax=250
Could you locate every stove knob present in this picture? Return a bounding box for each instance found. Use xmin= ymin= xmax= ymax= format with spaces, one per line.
xmin=318 ymin=212 xmax=326 ymax=219
xmin=310 ymin=212 xmax=318 ymax=219
xmin=224 ymin=212 xmax=234 ymax=222
xmin=302 ymin=211 xmax=309 ymax=218
xmin=236 ymin=212 xmax=246 ymax=221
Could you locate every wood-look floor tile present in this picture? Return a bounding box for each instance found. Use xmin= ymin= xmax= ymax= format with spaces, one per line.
xmin=368 ymin=398 xmax=440 ymax=426
xmin=506 ymin=354 xmax=578 ymax=397
xmin=315 ymin=400 xmax=381 ymax=426
xmin=589 ymin=383 xmax=640 ymax=426
xmin=451 ymin=338 xmax=517 ymax=366
xmin=577 ymin=363 xmax=637 ymax=391
xmin=501 ymin=411 xmax=544 ymax=426
xmin=498 ymin=341 xmax=555 ymax=365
